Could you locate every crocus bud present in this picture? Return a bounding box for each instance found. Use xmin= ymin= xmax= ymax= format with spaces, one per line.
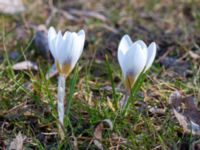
xmin=118 ymin=35 xmax=156 ymax=92
xmin=48 ymin=27 xmax=85 ymax=77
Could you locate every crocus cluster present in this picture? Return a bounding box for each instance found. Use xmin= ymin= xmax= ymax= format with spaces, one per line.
xmin=47 ymin=26 xmax=156 ymax=138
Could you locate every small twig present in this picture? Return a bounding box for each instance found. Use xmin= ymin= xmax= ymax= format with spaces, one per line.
xmin=46 ymin=0 xmax=77 ymax=26
xmin=86 ymin=137 xmax=95 ymax=150
xmin=68 ymin=9 xmax=108 ymax=22
xmin=41 ymin=132 xmax=58 ymax=135
xmin=100 ymin=24 xmax=119 ymax=34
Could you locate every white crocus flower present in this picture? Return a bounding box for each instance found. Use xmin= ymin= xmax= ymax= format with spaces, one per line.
xmin=48 ymin=26 xmax=85 ymax=77
xmin=118 ymin=34 xmax=156 ymax=92
xmin=48 ymin=27 xmax=85 ymax=138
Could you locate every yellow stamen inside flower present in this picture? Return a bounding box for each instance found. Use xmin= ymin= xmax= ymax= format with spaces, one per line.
xmin=124 ymin=74 xmax=135 ymax=93
xmin=56 ymin=61 xmax=71 ymax=77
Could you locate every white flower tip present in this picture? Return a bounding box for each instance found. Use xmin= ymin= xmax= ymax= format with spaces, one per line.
xmin=149 ymin=42 xmax=156 ymax=51
xmin=70 ymin=32 xmax=78 ymax=39
xmin=148 ymin=42 xmax=157 ymax=59
xmin=135 ymin=40 xmax=147 ymax=48
xmin=130 ymin=42 xmax=140 ymax=50
xmin=143 ymin=42 xmax=157 ymax=72
xmin=48 ymin=26 xmax=57 ymax=42
xmin=56 ymin=31 xmax=63 ymax=43
xmin=78 ymin=29 xmax=85 ymax=36
xmin=135 ymin=40 xmax=144 ymax=43
xmin=118 ymin=34 xmax=133 ymax=55
xmin=48 ymin=26 xmax=56 ymax=35
xmin=119 ymin=34 xmax=132 ymax=47
xmin=49 ymin=26 xmax=55 ymax=31
xmin=57 ymin=31 xmax=62 ymax=36
xmin=122 ymin=34 xmax=132 ymax=43
xmin=123 ymin=34 xmax=130 ymax=39
xmin=78 ymin=29 xmax=85 ymax=42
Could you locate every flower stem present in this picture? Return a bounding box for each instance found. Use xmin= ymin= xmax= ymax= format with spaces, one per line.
xmin=58 ymin=74 xmax=66 ymax=139
xmin=122 ymin=72 xmax=147 ymax=115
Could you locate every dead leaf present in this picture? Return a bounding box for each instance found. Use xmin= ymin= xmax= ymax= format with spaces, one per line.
xmin=93 ymin=119 xmax=113 ymax=150
xmin=189 ymin=51 xmax=200 ymax=60
xmin=119 ymin=94 xmax=129 ymax=108
xmin=45 ymin=63 xmax=58 ymax=79
xmin=99 ymin=85 xmax=126 ymax=93
xmin=93 ymin=140 xmax=103 ymax=150
xmin=0 ymin=0 xmax=25 ymax=14
xmin=12 ymin=61 xmax=38 ymax=71
xmin=173 ymin=108 xmax=190 ymax=133
xmin=108 ymin=133 xmax=133 ymax=149
xmin=107 ymin=97 xmax=115 ymax=112
xmin=9 ymin=132 xmax=26 ymax=150
xmin=169 ymin=91 xmax=200 ymax=135
xmin=149 ymin=106 xmax=166 ymax=115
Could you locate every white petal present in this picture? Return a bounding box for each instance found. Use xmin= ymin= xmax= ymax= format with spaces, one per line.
xmin=118 ymin=49 xmax=125 ymax=72
xmin=135 ymin=40 xmax=147 ymax=50
xmin=59 ymin=30 xmax=85 ymax=66
xmin=118 ymin=34 xmax=133 ymax=72
xmin=144 ymin=42 xmax=156 ymax=72
xmin=48 ymin=26 xmax=56 ymax=40
xmin=48 ymin=27 xmax=57 ymax=59
xmin=66 ymin=33 xmax=78 ymax=64
xmin=69 ymin=33 xmax=84 ymax=69
xmin=59 ymin=31 xmax=72 ymax=64
xmin=55 ymin=31 xmax=62 ymax=49
xmin=118 ymin=34 xmax=132 ymax=55
xmin=77 ymin=29 xmax=85 ymax=59
xmin=55 ymin=31 xmax=63 ymax=61
xmin=59 ymin=32 xmax=78 ymax=65
xmin=63 ymin=31 xmax=71 ymax=40
xmin=135 ymin=40 xmax=148 ymax=60
xmin=77 ymin=29 xmax=85 ymax=37
xmin=122 ymin=43 xmax=146 ymax=80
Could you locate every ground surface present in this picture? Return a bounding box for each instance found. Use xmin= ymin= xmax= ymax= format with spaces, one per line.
xmin=0 ymin=0 xmax=200 ymax=149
